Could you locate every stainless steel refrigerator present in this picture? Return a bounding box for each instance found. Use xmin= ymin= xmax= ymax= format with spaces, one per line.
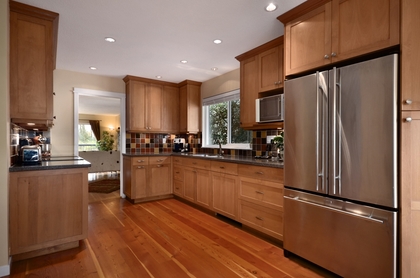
xmin=283 ymin=54 xmax=398 ymax=278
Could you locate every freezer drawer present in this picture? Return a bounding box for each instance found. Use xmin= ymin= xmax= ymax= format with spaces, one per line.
xmin=283 ymin=188 xmax=396 ymax=278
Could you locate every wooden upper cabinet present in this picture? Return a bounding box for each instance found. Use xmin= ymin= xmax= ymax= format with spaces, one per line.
xmin=179 ymin=80 xmax=202 ymax=134
xmin=9 ymin=1 xmax=58 ymax=129
xmin=146 ymin=83 xmax=163 ymax=131
xmin=162 ymin=85 xmax=180 ymax=133
xmin=239 ymin=56 xmax=258 ymax=129
xmin=278 ymin=0 xmax=400 ymax=76
xmin=258 ymin=42 xmax=284 ymax=92
xmin=236 ymin=36 xmax=284 ymax=130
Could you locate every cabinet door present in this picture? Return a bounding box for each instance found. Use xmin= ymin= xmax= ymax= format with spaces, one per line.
xmin=162 ymin=85 xmax=180 ymax=133
xmin=126 ymin=80 xmax=147 ymax=131
xmin=284 ymin=2 xmax=332 ymax=76
xmin=239 ymin=56 xmax=258 ymax=128
xmin=400 ymin=0 xmax=420 ymax=111
xmin=132 ymin=165 xmax=147 ymax=199
xmin=9 ymin=7 xmax=57 ymax=121
xmin=212 ymin=173 xmax=238 ymax=220
xmin=149 ymin=164 xmax=171 ymax=196
xmin=258 ymin=45 xmax=284 ymax=92
xmin=400 ymin=113 xmax=420 ymax=277
xmin=183 ymin=167 xmax=196 ymax=202
xmin=331 ymin=0 xmax=400 ymax=63
xmin=196 ymin=169 xmax=212 ymax=209
xmin=146 ymin=83 xmax=163 ymax=131
xmin=179 ymin=83 xmax=201 ymax=134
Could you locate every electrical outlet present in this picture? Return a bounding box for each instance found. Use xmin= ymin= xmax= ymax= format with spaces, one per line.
xmin=266 ymin=135 xmax=275 ymax=144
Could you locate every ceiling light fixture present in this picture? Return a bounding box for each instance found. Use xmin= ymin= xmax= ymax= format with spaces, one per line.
xmin=211 ymin=67 xmax=218 ymax=71
xmin=213 ymin=39 xmax=222 ymax=44
xmin=180 ymin=60 xmax=188 ymax=64
xmin=265 ymin=3 xmax=277 ymax=12
xmin=105 ymin=37 xmax=116 ymax=43
xmin=156 ymin=75 xmax=162 ymax=79
xmin=89 ymin=66 xmax=97 ymax=70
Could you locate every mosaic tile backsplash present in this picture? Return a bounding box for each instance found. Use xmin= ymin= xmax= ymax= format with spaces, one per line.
xmin=126 ymin=129 xmax=283 ymax=157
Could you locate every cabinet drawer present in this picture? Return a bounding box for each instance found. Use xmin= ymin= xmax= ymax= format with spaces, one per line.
xmin=238 ymin=164 xmax=283 ymax=182
xmin=173 ymin=166 xmax=184 ymax=181
xmin=149 ymin=156 xmax=170 ymax=165
xmin=211 ymin=161 xmax=238 ymax=175
xmin=240 ymin=200 xmax=283 ymax=240
xmin=183 ymin=158 xmax=211 ymax=170
xmin=132 ymin=157 xmax=149 ymax=166
xmin=239 ymin=177 xmax=283 ymax=209
xmin=172 ymin=156 xmax=184 ymax=165
xmin=173 ymin=180 xmax=183 ymax=196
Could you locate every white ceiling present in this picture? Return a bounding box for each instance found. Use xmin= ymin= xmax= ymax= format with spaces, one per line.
xmin=14 ymin=0 xmax=306 ymax=115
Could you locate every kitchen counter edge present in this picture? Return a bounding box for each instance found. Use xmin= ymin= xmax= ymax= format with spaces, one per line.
xmin=9 ymin=158 xmax=91 ymax=172
xmin=123 ymin=153 xmax=283 ymax=168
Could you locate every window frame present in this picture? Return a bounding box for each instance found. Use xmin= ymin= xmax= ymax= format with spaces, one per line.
xmin=201 ymin=89 xmax=251 ymax=150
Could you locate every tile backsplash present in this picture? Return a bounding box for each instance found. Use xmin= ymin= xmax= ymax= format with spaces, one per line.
xmin=125 ymin=129 xmax=283 ymax=157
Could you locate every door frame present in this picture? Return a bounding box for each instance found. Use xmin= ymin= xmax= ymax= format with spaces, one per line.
xmin=73 ymin=87 xmax=126 ymax=198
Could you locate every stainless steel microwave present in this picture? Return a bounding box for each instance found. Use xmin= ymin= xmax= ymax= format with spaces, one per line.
xmin=255 ymin=94 xmax=284 ymax=123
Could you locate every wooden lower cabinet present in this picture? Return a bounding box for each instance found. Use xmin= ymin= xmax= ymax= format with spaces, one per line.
xmin=123 ymin=156 xmax=172 ymax=203
xmin=239 ymin=177 xmax=284 ymax=240
xmin=211 ymin=172 xmax=239 ymax=220
xmin=183 ymin=166 xmax=212 ymax=210
xmin=9 ymin=167 xmax=89 ymax=259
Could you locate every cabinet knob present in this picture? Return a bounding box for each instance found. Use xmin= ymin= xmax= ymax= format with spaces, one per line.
xmin=157 ymin=165 xmax=162 ymax=167
xmin=324 ymin=54 xmax=330 ymax=59
xmin=405 ymin=99 xmax=413 ymax=105
xmin=331 ymin=52 xmax=337 ymax=57
xmin=220 ymin=166 xmax=225 ymax=169
xmin=405 ymin=117 xmax=412 ymax=123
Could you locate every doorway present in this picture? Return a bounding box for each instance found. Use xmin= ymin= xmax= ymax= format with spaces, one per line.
xmin=73 ymin=88 xmax=126 ymax=198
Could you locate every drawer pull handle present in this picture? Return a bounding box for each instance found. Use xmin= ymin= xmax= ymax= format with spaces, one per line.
xmin=256 ymin=171 xmax=264 ymax=175
xmin=193 ymin=162 xmax=197 ymax=165
xmin=137 ymin=166 xmax=144 ymax=169
xmin=137 ymin=160 xmax=145 ymax=163
xmin=175 ymin=171 xmax=180 ymax=174
xmin=220 ymin=166 xmax=225 ymax=169
xmin=255 ymin=216 xmax=264 ymax=221
xmin=255 ymin=190 xmax=264 ymax=195
xmin=175 ymin=187 xmax=179 ymax=189
xmin=157 ymin=165 xmax=162 ymax=167
xmin=157 ymin=159 xmax=163 ymax=162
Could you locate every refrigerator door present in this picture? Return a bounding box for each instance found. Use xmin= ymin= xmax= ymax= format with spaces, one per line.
xmin=283 ymin=188 xmax=397 ymax=278
xmin=284 ymin=71 xmax=328 ymax=193
xmin=329 ymin=54 xmax=398 ymax=209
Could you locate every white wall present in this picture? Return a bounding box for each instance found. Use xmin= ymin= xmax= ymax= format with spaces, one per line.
xmin=52 ymin=69 xmax=125 ymax=156
xmin=201 ymin=68 xmax=239 ymax=99
xmin=0 ymin=1 xmax=10 ymax=276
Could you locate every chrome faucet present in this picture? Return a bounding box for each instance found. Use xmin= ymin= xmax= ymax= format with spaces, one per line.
xmin=218 ymin=140 xmax=223 ymax=156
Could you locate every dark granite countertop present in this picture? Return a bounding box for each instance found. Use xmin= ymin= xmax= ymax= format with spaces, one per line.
xmin=123 ymin=152 xmax=283 ymax=168
xmin=9 ymin=156 xmax=91 ymax=172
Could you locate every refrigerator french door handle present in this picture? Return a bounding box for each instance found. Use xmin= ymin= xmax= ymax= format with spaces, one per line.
xmin=332 ymin=68 xmax=342 ymax=195
xmin=284 ymin=195 xmax=385 ymax=224
xmin=316 ymin=72 xmax=320 ymax=191
xmin=316 ymin=72 xmax=327 ymax=192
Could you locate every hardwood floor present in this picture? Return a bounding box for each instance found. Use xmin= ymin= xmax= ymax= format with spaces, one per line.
xmin=88 ymin=171 xmax=121 ymax=203
xmin=8 ymin=198 xmax=339 ymax=278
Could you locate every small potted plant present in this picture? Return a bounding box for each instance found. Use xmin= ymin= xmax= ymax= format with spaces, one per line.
xmin=273 ymin=131 xmax=284 ymax=161
xmin=96 ymin=131 xmax=115 ymax=151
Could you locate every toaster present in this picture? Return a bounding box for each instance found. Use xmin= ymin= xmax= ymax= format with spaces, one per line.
xmin=21 ymin=145 xmax=42 ymax=164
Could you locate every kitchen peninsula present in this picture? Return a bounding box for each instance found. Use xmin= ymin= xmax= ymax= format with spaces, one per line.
xmin=9 ymin=157 xmax=91 ymax=261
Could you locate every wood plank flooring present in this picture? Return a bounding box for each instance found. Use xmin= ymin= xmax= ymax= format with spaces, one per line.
xmin=8 ymin=198 xmax=339 ymax=278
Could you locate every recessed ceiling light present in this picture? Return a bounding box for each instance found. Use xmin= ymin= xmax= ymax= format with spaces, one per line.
xmin=211 ymin=67 xmax=218 ymax=71
xmin=213 ymin=39 xmax=222 ymax=44
xmin=89 ymin=66 xmax=97 ymax=70
xmin=105 ymin=37 xmax=116 ymax=43
xmin=156 ymin=75 xmax=162 ymax=79
xmin=180 ymin=60 xmax=188 ymax=64
xmin=265 ymin=3 xmax=277 ymax=12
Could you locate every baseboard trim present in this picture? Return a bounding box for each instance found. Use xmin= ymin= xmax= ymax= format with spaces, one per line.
xmin=0 ymin=257 xmax=11 ymax=277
